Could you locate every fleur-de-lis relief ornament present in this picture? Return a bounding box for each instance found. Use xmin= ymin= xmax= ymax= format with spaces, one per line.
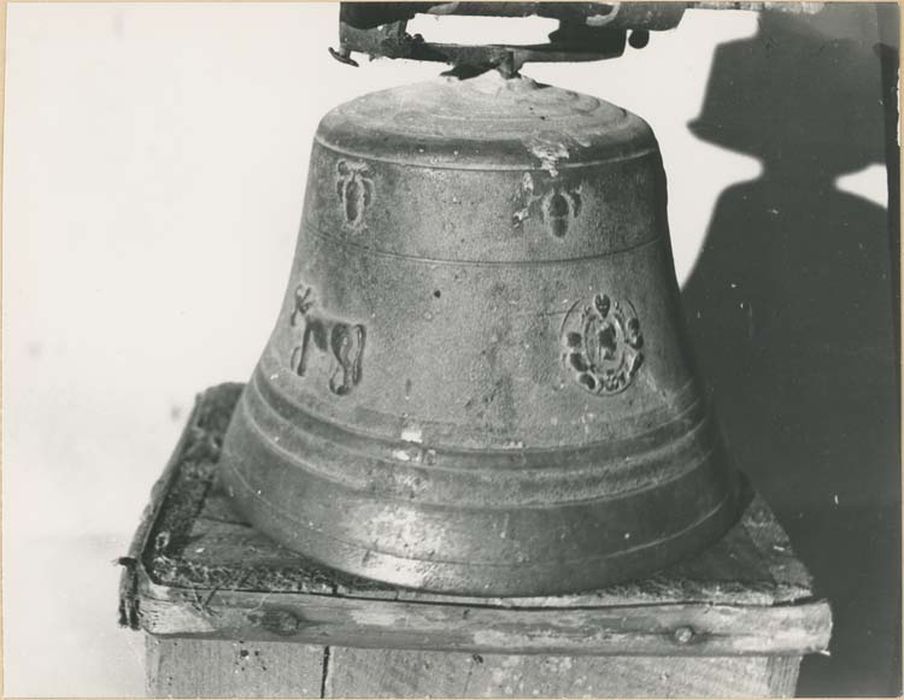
xmin=336 ymin=159 xmax=374 ymax=229
xmin=513 ymin=172 xmax=582 ymax=239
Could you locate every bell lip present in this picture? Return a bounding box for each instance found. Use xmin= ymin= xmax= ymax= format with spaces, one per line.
xmin=220 ymin=462 xmax=748 ymax=597
xmin=219 ymin=368 xmax=742 ymax=594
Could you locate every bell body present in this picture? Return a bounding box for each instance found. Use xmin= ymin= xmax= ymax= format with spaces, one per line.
xmin=220 ymin=74 xmax=740 ymax=596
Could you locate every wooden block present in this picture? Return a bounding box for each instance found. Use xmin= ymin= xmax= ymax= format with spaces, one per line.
xmin=324 ymin=649 xmax=802 ymax=698
xmin=146 ymin=640 xmax=803 ymax=698
xmin=121 ymin=384 xmax=830 ymax=698
xmin=146 ymin=637 xmax=325 ymax=698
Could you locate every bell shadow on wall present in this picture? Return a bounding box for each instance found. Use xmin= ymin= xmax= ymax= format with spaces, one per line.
xmin=682 ymin=5 xmax=900 ymax=697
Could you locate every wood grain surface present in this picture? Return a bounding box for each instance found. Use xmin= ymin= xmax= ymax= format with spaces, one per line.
xmin=147 ymin=638 xmax=803 ymax=698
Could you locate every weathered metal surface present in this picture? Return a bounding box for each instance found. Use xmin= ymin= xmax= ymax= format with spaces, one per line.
xmin=219 ymin=74 xmax=742 ymax=595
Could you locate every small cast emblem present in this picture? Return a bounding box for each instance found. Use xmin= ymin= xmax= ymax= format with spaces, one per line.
xmin=289 ymin=283 xmax=366 ymax=396
xmin=513 ymin=172 xmax=582 ymax=239
xmin=336 ymin=160 xmax=374 ymax=229
xmin=561 ymin=293 xmax=644 ymax=395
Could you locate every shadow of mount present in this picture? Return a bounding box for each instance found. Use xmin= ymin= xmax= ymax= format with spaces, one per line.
xmin=681 ymin=5 xmax=901 ymax=696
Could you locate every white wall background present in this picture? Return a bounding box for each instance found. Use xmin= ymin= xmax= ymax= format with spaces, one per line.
xmin=1 ymin=3 xmax=886 ymax=696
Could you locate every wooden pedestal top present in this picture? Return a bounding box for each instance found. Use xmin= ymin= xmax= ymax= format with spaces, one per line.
xmin=119 ymin=384 xmax=831 ymax=657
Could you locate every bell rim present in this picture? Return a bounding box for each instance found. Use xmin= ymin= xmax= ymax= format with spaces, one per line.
xmin=219 ymin=376 xmax=744 ymax=596
xmin=220 ymin=460 xmax=745 ymax=597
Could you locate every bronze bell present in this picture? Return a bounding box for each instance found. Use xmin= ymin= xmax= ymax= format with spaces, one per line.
xmin=220 ymin=5 xmax=742 ymax=597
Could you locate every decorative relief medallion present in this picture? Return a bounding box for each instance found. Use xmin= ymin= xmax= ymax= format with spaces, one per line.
xmin=336 ymin=160 xmax=374 ymax=229
xmin=513 ymin=172 xmax=582 ymax=239
xmin=289 ymin=283 xmax=366 ymax=396
xmin=561 ymin=294 xmax=644 ymax=395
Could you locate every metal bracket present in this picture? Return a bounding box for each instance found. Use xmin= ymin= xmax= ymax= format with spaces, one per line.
xmin=329 ymin=2 xmax=687 ymax=74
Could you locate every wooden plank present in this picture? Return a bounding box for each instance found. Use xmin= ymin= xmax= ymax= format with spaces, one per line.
xmin=742 ymin=498 xmax=814 ymax=599
xmin=118 ymin=384 xmax=245 ymax=628
xmin=147 ymin=638 xmax=801 ymax=699
xmin=765 ymin=655 xmax=802 ymax=697
xmin=148 ymin=640 xmax=799 ymax=698
xmin=137 ymin=588 xmax=831 ymax=656
xmin=146 ymin=637 xmax=325 ymax=698
xmin=324 ymin=648 xmax=793 ymax=698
